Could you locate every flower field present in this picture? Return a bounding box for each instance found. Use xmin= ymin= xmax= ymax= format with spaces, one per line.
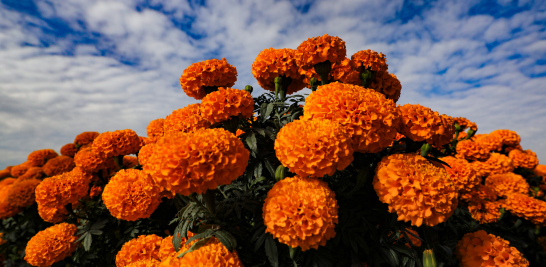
xmin=1 ymin=34 xmax=546 ymax=267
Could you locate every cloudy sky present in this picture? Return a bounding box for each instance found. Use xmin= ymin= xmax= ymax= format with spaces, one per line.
xmin=0 ymin=0 xmax=545 ymax=168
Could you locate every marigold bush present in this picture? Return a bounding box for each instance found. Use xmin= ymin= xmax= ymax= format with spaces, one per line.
xmin=200 ymin=87 xmax=254 ymax=124
xmin=456 ymin=230 xmax=528 ymax=267
xmin=179 ymin=58 xmax=238 ymax=100
xmin=35 ymin=167 xmax=91 ymax=214
xmin=473 ymin=133 xmax=503 ymax=152
xmin=252 ymin=48 xmax=306 ymax=94
xmin=74 ymin=146 xmax=106 ymax=173
xmin=502 ymin=193 xmax=546 ymax=226
xmin=115 ymin=234 xmax=163 ymax=267
xmin=24 ymin=223 xmax=78 ymax=267
xmin=480 ymin=152 xmax=514 ymax=176
xmin=350 ymin=49 xmax=388 ymax=73
xmin=508 ymin=149 xmax=539 ymax=169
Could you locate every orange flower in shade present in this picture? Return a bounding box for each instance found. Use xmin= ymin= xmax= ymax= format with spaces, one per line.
xmin=143 ymin=128 xmax=249 ymax=195
xmin=455 ymin=140 xmax=490 ymax=161
xmin=163 ymin=104 xmax=211 ymax=135
xmin=35 ymin=167 xmax=91 ymax=214
xmin=126 ymin=260 xmax=160 ymax=267
xmin=0 ymin=181 xmax=22 ymax=219
xmin=89 ymin=185 xmax=102 ymax=198
xmin=398 ymin=228 xmax=422 ymax=248
xmin=453 ymin=117 xmax=478 ymax=132
xmin=467 ymin=200 xmax=502 ymax=224
xmin=504 ymin=144 xmax=522 ymax=153
xmin=37 ymin=204 xmax=67 ymax=223
xmin=147 ymin=118 xmax=165 ymax=143
xmin=138 ymin=144 xmax=154 ymax=166
xmin=275 ymin=119 xmax=354 ymax=178
xmin=27 ymin=149 xmax=59 ymax=167
xmin=508 ymin=149 xmax=539 ymax=169
xmin=485 ymin=173 xmax=529 ymax=198
xmin=350 ymin=49 xmax=388 ymax=73
xmin=0 ymin=167 xmax=12 ymax=179
xmin=179 ymin=58 xmax=238 ymax=100
xmin=303 ymin=82 xmax=400 ymax=153
xmin=24 ymin=223 xmax=79 ymax=267
xmin=329 ymin=58 xmax=361 ymax=85
xmin=74 ymin=147 xmax=106 ymax=173
xmin=200 ymin=88 xmax=255 ymax=124
xmin=92 ymin=129 xmax=142 ymax=158
xmin=123 ymin=156 xmax=139 ymax=168
xmin=373 ymin=153 xmax=458 ymax=227
xmin=455 ymin=131 xmax=468 ymax=141
xmin=480 ymin=153 xmax=514 ymax=176
xmin=460 ymin=184 xmax=497 ymax=203
xmin=502 ymin=193 xmax=546 ymax=226
xmin=252 ymin=48 xmax=306 ymax=95
xmin=398 ymin=104 xmax=454 ymax=147
xmin=11 ymin=162 xmax=31 ymax=178
xmin=456 ymin=230 xmax=529 ymax=267
xmin=428 ymin=114 xmax=456 ymax=148
xmin=263 ymin=176 xmax=338 ymax=251
xmin=16 ymin=167 xmax=44 ymax=182
xmin=440 ymin=156 xmax=480 ymax=194
xmin=42 ymin=156 xmax=75 ymax=177
xmin=295 ymin=34 xmax=346 ymax=70
xmin=60 ymin=143 xmax=78 ymax=157
xmin=372 ymin=72 xmax=402 ymax=103
xmin=7 ymin=179 xmax=41 ymax=208
xmin=159 ymin=236 xmax=243 ymax=267
xmin=538 ymin=236 xmax=546 ymax=252
xmin=490 ymin=129 xmax=521 ymax=147
xmin=473 ymin=134 xmax=503 ymax=152
xmin=103 ymin=169 xmax=161 ymax=221
xmin=75 ymin=131 xmax=100 ymax=146
xmin=115 ymin=234 xmax=163 ymax=267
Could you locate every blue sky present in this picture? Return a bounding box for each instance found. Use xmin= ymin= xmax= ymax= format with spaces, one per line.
xmin=0 ymin=0 xmax=545 ymax=168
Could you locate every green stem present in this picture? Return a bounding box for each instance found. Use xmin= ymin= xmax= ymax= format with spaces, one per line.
xmin=204 ymin=190 xmax=216 ymax=215
xmin=310 ymin=77 xmax=319 ymax=91
xmin=223 ymin=116 xmax=240 ymax=135
xmin=314 ymin=61 xmax=331 ymax=86
xmin=359 ymin=67 xmax=375 ymax=88
xmin=113 ymin=155 xmax=124 ymax=170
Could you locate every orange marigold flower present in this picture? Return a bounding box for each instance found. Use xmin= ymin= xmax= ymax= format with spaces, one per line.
xmin=295 ymin=34 xmax=346 ymax=71
xmin=504 ymin=144 xmax=522 ymax=153
xmin=163 ymin=104 xmax=211 ymax=135
xmin=330 ymin=58 xmax=361 ymax=85
xmin=158 ymin=236 xmax=176 ymax=261
xmin=263 ymin=176 xmax=338 ymax=251
xmin=159 ymin=236 xmax=242 ymax=267
xmin=123 ymin=156 xmax=139 ymax=168
xmin=200 ymin=88 xmax=254 ymax=124
xmin=138 ymin=144 xmax=155 ymax=166
xmin=375 ymin=72 xmax=402 ymax=103
xmin=0 ymin=182 xmax=22 ymax=219
xmin=455 ymin=140 xmax=490 ymax=161
xmin=0 ymin=167 xmax=12 ymax=179
xmin=42 ymin=156 xmax=75 ymax=177
xmin=7 ymin=179 xmax=41 ymax=208
xmin=490 ymin=129 xmax=521 ymax=147
xmin=460 ymin=184 xmax=497 ymax=203
xmin=373 ymin=153 xmax=458 ymax=227
xmin=455 ymin=131 xmax=468 ymax=141
xmin=126 ymin=260 xmax=160 ymax=267
xmin=398 ymin=104 xmax=454 ymax=147
xmin=274 ymin=119 xmax=354 ymax=178
xmin=473 ymin=134 xmax=503 ymax=152
xmin=441 ymin=156 xmax=480 ymax=194
xmin=37 ymin=204 xmax=67 ymax=223
xmin=103 ymin=169 xmax=161 ymax=221
xmin=471 ymin=160 xmax=490 ymax=178
xmin=143 ymin=128 xmax=249 ymax=195
xmin=535 ymin=164 xmax=546 ymax=179
xmin=0 ymin=178 xmax=15 ymax=188
xmin=456 ymin=230 xmax=529 ymax=267
xmin=60 ymin=143 xmax=78 ymax=157
xmin=428 ymin=114 xmax=455 ymax=148
xmin=480 ymin=153 xmax=514 ymax=176
xmin=179 ymin=58 xmax=238 ymax=100
xmin=11 ymin=162 xmax=31 ymax=178
xmin=35 ymin=167 xmax=91 ymax=212
xmin=89 ymin=185 xmax=102 ymax=198
xmin=453 ymin=117 xmax=477 ymax=132
xmin=116 ymin=234 xmax=163 ymax=267
xmin=147 ymin=118 xmax=165 ymax=143
xmin=252 ymin=48 xmax=306 ymax=95
xmin=75 ymin=131 xmax=100 ymax=146
xmin=303 ymin=82 xmax=400 ymax=153
xmin=502 ymin=193 xmax=546 ymax=226
xmin=400 ymin=228 xmax=422 ymax=248
xmin=24 ymin=223 xmax=78 ymax=267
xmin=350 ymin=49 xmax=388 ymax=73
xmin=508 ymin=149 xmax=539 ymax=169
xmin=27 ymin=149 xmax=59 ymax=167
xmin=16 ymin=167 xmax=44 ymax=182
xmin=92 ymin=129 xmax=142 ymax=158
xmin=74 ymin=147 xmax=106 ymax=173
xmin=485 ymin=173 xmax=529 ymax=198
xmin=468 ymin=200 xmax=502 ymax=224
xmin=235 ymin=129 xmax=245 ymax=137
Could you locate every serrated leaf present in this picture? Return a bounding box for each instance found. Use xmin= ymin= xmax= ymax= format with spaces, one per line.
xmin=265 ymin=234 xmax=279 ymax=267
xmin=245 ymin=133 xmax=257 ymax=152
xmin=214 ymin=230 xmax=237 ymax=252
xmin=177 ymin=237 xmax=210 ymax=259
xmin=186 ymin=229 xmax=215 ymax=244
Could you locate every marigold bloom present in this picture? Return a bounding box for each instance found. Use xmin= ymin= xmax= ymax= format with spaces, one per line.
xmin=441 ymin=156 xmax=480 ymax=194
xmin=159 ymin=236 xmax=243 ymax=267
xmin=37 ymin=204 xmax=67 ymax=223
xmin=163 ymin=104 xmax=211 ymax=134
xmin=468 ymin=200 xmax=502 ymax=224
xmin=144 ymin=128 xmax=249 ymax=195
xmin=200 ymin=88 xmax=254 ymax=124
xmin=60 ymin=143 xmax=78 ymax=157
xmin=480 ymin=153 xmax=514 ymax=176
xmin=263 ymin=176 xmax=338 ymax=251
xmin=504 ymin=144 xmax=522 ymax=154
xmin=473 ymin=134 xmax=503 ymax=152
xmin=453 ymin=117 xmax=477 ymax=132
xmin=535 ymin=165 xmax=546 ymax=179
xmin=89 ymin=185 xmax=102 ymax=198
xmin=350 ymin=49 xmax=388 ymax=73
xmin=460 ymin=184 xmax=497 ymax=203
xmin=0 ymin=182 xmax=22 ymax=219
xmin=11 ymin=162 xmax=30 ymax=178
xmin=490 ymin=129 xmax=520 ymax=147
xmin=455 ymin=140 xmax=490 ymax=161
xmin=455 ymin=131 xmax=468 ymax=141
xmin=74 ymin=147 xmax=106 ymax=173
xmin=7 ymin=179 xmax=41 ymax=208
xmin=147 ymin=118 xmax=165 ymax=143
xmin=158 ymin=236 xmax=175 ymax=261
xmin=502 ymin=193 xmax=546 ymax=226
xmin=27 ymin=149 xmax=59 ymax=167
xmin=428 ymin=114 xmax=456 ymax=148
xmin=116 ymin=234 xmax=163 ymax=267
xmin=329 ymin=58 xmax=361 ymax=85
xmin=303 ymin=82 xmax=400 ymax=153
xmin=275 ymin=119 xmax=353 ymax=178
xmin=374 ymin=72 xmax=402 ymax=103
xmin=295 ymin=34 xmax=346 ymax=71
xmin=24 ymin=223 xmax=78 ymax=267
xmin=0 ymin=167 xmax=11 ymax=179
xmin=126 ymin=260 xmax=161 ymax=267
xmin=123 ymin=156 xmax=139 ymax=169
xmin=103 ymin=169 xmax=161 ymax=221
xmin=252 ymin=48 xmax=306 ymax=95
xmin=398 ymin=104 xmax=454 ymax=147
xmin=485 ymin=173 xmax=529 ymax=198
xmin=93 ymin=129 xmax=142 ymax=158
xmin=35 ymin=167 xmax=91 ymax=212
xmin=508 ymin=149 xmax=539 ymax=169
xmin=138 ymin=144 xmax=155 ymax=166
xmin=179 ymin=58 xmax=238 ymax=100
xmin=16 ymin=167 xmax=44 ymax=182
xmin=456 ymin=230 xmax=528 ymax=267
xmin=75 ymin=131 xmax=100 ymax=146
xmin=42 ymin=156 xmax=75 ymax=177
xmin=373 ymin=153 xmax=458 ymax=227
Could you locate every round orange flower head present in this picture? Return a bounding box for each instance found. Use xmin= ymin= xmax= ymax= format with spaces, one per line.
xmin=329 ymin=58 xmax=361 ymax=85
xmin=60 ymin=143 xmax=78 ymax=157
xmin=455 ymin=139 xmax=490 ymax=161
xmin=163 ymin=104 xmax=211 ymax=135
xmin=35 ymin=167 xmax=91 ymax=214
xmin=0 ymin=182 xmax=22 ymax=219
xmin=92 ymin=129 xmax=142 ymax=158
xmin=503 ymin=193 xmax=546 ymax=226
xmin=27 ymin=149 xmax=59 ymax=167
xmin=374 ymin=72 xmax=402 ymax=103
xmin=490 ymin=129 xmax=521 ymax=147
xmin=467 ymin=200 xmax=502 ymax=224
xmin=274 ymin=119 xmax=354 ymax=178
xmin=115 ymin=234 xmax=163 ymax=267
xmin=200 ymin=87 xmax=254 ymax=124
xmin=508 ymin=149 xmax=539 ymax=169
xmin=103 ymin=169 xmax=161 ymax=221
xmin=263 ymin=176 xmax=338 ymax=251
xmin=42 ymin=156 xmax=75 ymax=177
xmin=146 ymin=118 xmax=165 ymax=143
xmin=179 ymin=58 xmax=238 ymax=100
xmin=138 ymin=144 xmax=155 ymax=166
xmin=7 ymin=179 xmax=41 ymax=208
xmin=24 ymin=223 xmax=78 ymax=267
xmin=350 ymin=49 xmax=388 ymax=73
xmin=535 ymin=164 xmax=546 ymax=179
xmin=75 ymin=131 xmax=100 ymax=146
xmin=303 ymin=82 xmax=400 ymax=153
xmin=456 ymin=230 xmax=529 ymax=267
xmin=16 ymin=167 xmax=44 ymax=182
xmin=471 ymin=160 xmax=490 ymax=178
xmin=74 ymin=146 xmax=106 ymax=173
xmin=480 ymin=153 xmax=514 ymax=176
xmin=158 ymin=236 xmax=176 ymax=261
xmin=453 ymin=117 xmax=477 ymax=132
xmin=441 ymin=156 xmax=480 ymax=194
xmin=373 ymin=153 xmax=458 ymax=227
xmin=485 ymin=173 xmax=529 ymax=198
xmin=455 ymin=130 xmax=468 ymax=141
xmin=428 ymin=114 xmax=455 ymax=148
xmin=252 ymin=47 xmax=306 ymax=94
xmin=295 ymin=34 xmax=346 ymax=70
xmin=0 ymin=167 xmax=12 ymax=179
xmin=11 ymin=162 xmax=31 ymax=178
xmin=123 ymin=156 xmax=139 ymax=168
xmin=126 ymin=260 xmax=161 ymax=267
xmin=159 ymin=236 xmax=243 ymax=267
xmin=460 ymin=184 xmax=497 ymax=203
xmin=473 ymin=134 xmax=503 ymax=152
xmin=89 ymin=185 xmax=102 ymax=198
xmin=37 ymin=204 xmax=67 ymax=223
xmin=398 ymin=104 xmax=452 ymax=146
xmin=143 ymin=128 xmax=249 ymax=195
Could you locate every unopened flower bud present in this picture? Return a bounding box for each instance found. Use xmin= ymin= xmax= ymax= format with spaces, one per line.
xmin=245 ymin=85 xmax=253 ymax=94
xmin=423 ymin=249 xmax=437 ymax=267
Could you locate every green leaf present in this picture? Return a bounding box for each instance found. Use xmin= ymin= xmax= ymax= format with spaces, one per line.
xmin=90 ymin=219 xmax=109 ymax=230
xmin=83 ymin=233 xmax=92 ymax=251
xmin=245 ymin=133 xmax=258 ymax=152
xmin=264 ymin=234 xmax=279 ymax=267
xmin=88 ymin=229 xmax=103 ymax=235
xmin=186 ymin=229 xmax=215 ymax=244
xmin=254 ymin=232 xmax=267 ymax=252
xmin=264 ymin=159 xmax=276 ymax=177
xmin=263 ymin=103 xmax=274 ymax=122
xmin=214 ymin=230 xmax=237 ymax=252
xmin=254 ymin=162 xmax=263 ymax=178
xmin=250 ymin=176 xmax=267 ymax=188
xmin=177 ymin=237 xmax=210 ymax=259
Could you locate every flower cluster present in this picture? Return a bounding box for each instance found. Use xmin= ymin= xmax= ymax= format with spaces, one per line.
xmin=7 ymin=178 xmax=41 ymax=208
xmin=10 ymin=162 xmax=30 ymax=177
xmin=16 ymin=167 xmax=44 ymax=182
xmin=467 ymin=200 xmax=502 ymax=224
xmin=479 ymin=153 xmax=514 ymax=176
xmin=24 ymin=223 xmax=79 ymax=267
xmin=490 ymin=129 xmax=521 ymax=147
xmin=455 ymin=140 xmax=490 ymax=161
xmin=473 ymin=134 xmax=503 ymax=152
xmin=456 ymin=230 xmax=528 ymax=267
xmin=179 ymin=58 xmax=238 ymax=100
xmin=146 ymin=118 xmax=165 ymax=143
xmin=75 ymin=131 xmax=100 ymax=146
